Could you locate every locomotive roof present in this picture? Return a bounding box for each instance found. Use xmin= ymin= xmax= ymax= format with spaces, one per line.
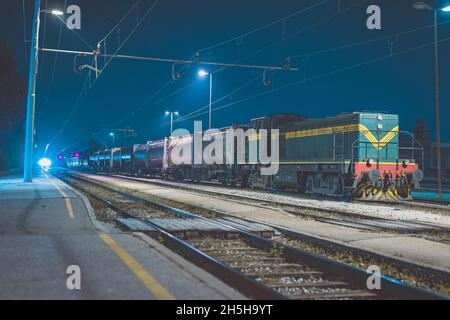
xmin=251 ymin=113 xmax=306 ymax=121
xmin=280 ymin=112 xmax=398 ymax=129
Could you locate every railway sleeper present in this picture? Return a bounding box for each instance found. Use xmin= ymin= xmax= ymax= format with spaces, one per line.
xmin=267 ymin=280 xmax=349 ymax=289
xmin=239 ymin=266 xmax=316 ymax=274
xmin=290 ymin=290 xmax=377 ymax=300
xmin=176 ymin=231 xmax=240 ymax=240
xmin=189 ymin=239 xmax=256 ymax=248
xmin=247 ymin=270 xmax=324 ymax=278
xmin=201 ymin=247 xmax=263 ymax=253
xmin=220 ymin=257 xmax=286 ymax=264
xmin=232 ymin=263 xmax=309 ymax=269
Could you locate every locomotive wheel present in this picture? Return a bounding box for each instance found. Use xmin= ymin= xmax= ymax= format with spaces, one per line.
xmin=335 ymin=177 xmax=344 ymax=196
xmin=248 ymin=172 xmax=270 ymax=189
xmin=400 ymin=175 xmax=408 ymax=188
xmin=174 ymin=171 xmax=182 ymax=181
xmin=397 ymin=187 xmax=409 ymax=199
xmin=352 ymin=181 xmax=365 ymax=199
xmin=353 ymin=189 xmax=363 ymax=199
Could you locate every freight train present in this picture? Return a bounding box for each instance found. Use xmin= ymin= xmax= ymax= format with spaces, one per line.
xmin=69 ymin=112 xmax=424 ymax=200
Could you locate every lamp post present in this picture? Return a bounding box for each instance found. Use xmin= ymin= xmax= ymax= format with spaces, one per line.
xmin=23 ymin=0 xmax=64 ymax=182
xmin=165 ymin=111 xmax=179 ymax=136
xmin=413 ymin=2 xmax=449 ymax=199
xmin=109 ymin=132 xmax=115 ymax=148
xmin=198 ymin=70 xmax=213 ymax=129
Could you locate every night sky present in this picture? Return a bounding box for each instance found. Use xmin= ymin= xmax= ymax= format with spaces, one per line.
xmin=2 ymin=0 xmax=450 ymax=158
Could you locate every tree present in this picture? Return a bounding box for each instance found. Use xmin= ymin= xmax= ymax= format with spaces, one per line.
xmin=0 ymin=42 xmax=26 ymax=171
xmin=87 ymin=138 xmax=102 ymax=153
xmin=414 ymin=118 xmax=431 ymax=141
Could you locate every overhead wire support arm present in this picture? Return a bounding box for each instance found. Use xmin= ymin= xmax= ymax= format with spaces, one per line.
xmin=40 ymin=47 xmax=300 ymax=72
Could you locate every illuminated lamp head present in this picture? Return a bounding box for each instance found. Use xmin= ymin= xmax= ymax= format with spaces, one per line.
xmin=402 ymin=160 xmax=410 ymax=168
xmin=366 ymin=158 xmax=376 ymax=168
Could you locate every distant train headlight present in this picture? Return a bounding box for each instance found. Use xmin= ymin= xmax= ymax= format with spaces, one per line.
xmin=38 ymin=157 xmax=52 ymax=168
xmin=402 ymin=160 xmax=410 ymax=168
xmin=366 ymin=158 xmax=375 ymax=167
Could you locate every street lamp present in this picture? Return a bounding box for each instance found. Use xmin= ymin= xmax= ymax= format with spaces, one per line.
xmin=198 ymin=70 xmax=209 ymax=77
xmin=413 ymin=1 xmax=448 ymax=199
xmin=50 ymin=9 xmax=64 ymax=16
xmin=165 ymin=111 xmax=179 ymax=136
xmin=23 ymin=0 xmax=65 ymax=182
xmin=109 ymin=132 xmax=115 ymax=148
xmin=198 ymin=69 xmax=213 ymax=129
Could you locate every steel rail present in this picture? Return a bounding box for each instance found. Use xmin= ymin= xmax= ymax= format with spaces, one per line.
xmin=55 ymin=170 xmax=447 ymax=300
xmin=54 ymin=171 xmax=285 ymax=299
xmin=107 ymin=174 xmax=450 ymax=233
xmin=110 ymin=173 xmax=450 ymax=211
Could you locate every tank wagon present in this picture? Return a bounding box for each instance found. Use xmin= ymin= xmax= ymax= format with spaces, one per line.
xmin=132 ymin=140 xmax=166 ymax=177
xmin=164 ymin=124 xmax=250 ymax=184
xmin=65 ymin=155 xmax=88 ymax=169
xmin=84 ymin=112 xmax=423 ymax=200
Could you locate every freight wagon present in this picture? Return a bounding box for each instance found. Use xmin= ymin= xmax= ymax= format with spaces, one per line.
xmin=84 ymin=112 xmax=423 ymax=200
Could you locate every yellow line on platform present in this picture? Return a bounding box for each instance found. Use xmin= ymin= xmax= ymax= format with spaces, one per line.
xmin=50 ymin=180 xmax=75 ymax=219
xmin=64 ymin=198 xmax=75 ymax=219
xmin=98 ymin=233 xmax=175 ymax=300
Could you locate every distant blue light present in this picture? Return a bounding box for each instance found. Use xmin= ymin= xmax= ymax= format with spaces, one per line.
xmin=38 ymin=157 xmax=52 ymax=168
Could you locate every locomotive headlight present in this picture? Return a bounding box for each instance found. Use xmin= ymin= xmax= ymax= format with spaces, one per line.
xmin=38 ymin=157 xmax=52 ymax=169
xmin=366 ymin=158 xmax=375 ymax=167
xmin=402 ymin=160 xmax=410 ymax=168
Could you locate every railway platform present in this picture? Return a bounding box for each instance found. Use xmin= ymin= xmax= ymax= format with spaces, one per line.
xmin=0 ymin=173 xmax=244 ymax=299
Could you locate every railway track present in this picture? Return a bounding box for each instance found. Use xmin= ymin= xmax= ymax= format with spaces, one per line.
xmin=109 ymin=173 xmax=450 ymax=209
xmin=53 ymin=170 xmax=446 ymax=300
xmin=95 ymin=174 xmax=450 ymax=243
xmin=412 ymin=197 xmax=450 ymax=207
xmin=110 ymin=174 xmax=450 ymax=210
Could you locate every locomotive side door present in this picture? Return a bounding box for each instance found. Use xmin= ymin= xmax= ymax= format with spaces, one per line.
xmin=333 ymin=132 xmax=345 ymax=162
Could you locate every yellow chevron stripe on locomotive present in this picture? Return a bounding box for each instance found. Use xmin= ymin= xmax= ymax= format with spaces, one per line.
xmin=285 ymin=123 xmax=399 ymax=151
